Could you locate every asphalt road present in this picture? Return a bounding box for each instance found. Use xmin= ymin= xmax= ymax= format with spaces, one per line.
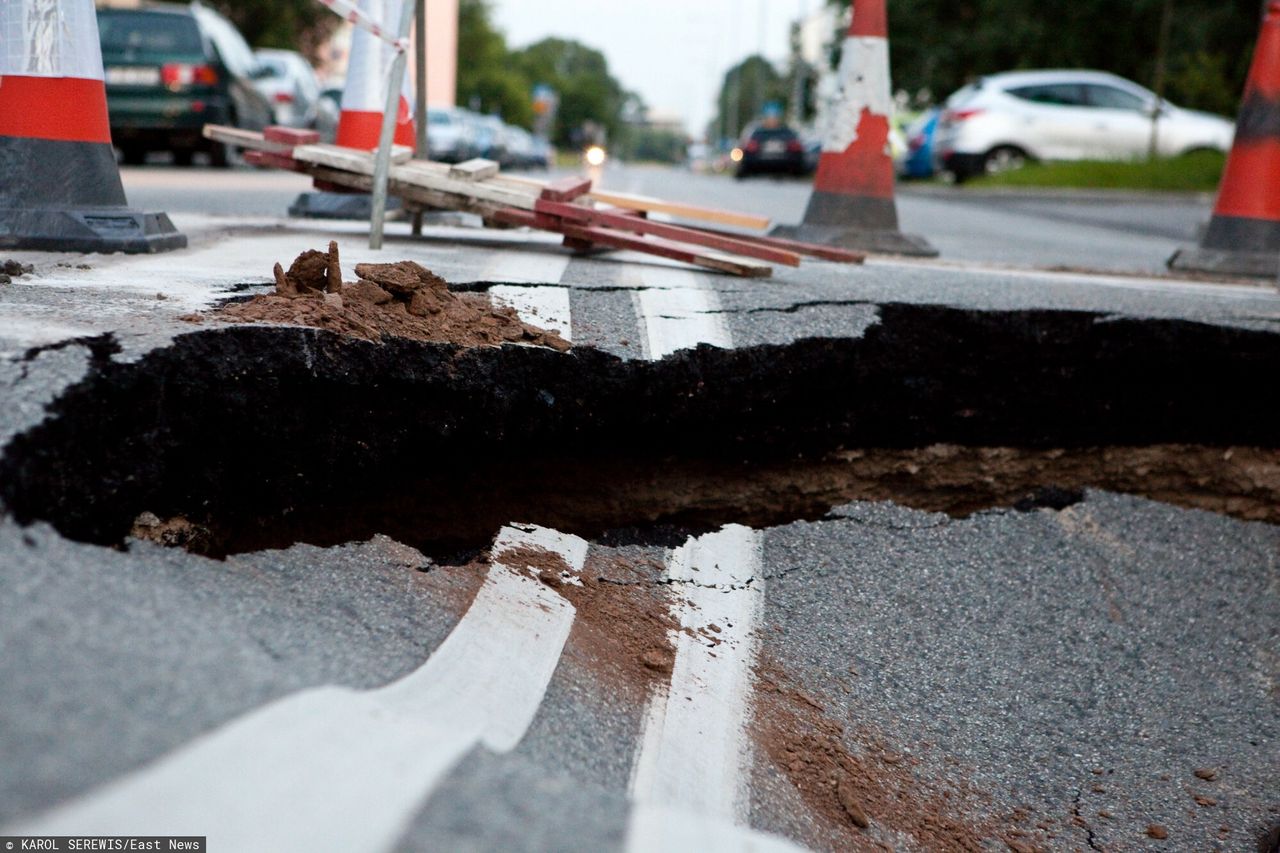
xmin=1 ymin=180 xmax=1277 ymax=851
xmin=119 ymin=161 xmax=1216 ymax=275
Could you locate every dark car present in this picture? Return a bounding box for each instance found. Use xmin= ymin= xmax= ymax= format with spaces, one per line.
xmin=97 ymin=2 xmax=273 ymax=166
xmin=735 ymin=124 xmax=806 ymax=178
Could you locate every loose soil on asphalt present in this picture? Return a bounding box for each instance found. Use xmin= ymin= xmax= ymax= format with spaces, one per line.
xmin=200 ymin=243 xmax=569 ymax=350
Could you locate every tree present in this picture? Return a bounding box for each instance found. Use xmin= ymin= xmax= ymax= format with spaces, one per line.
xmin=455 ymin=0 xmax=533 ymax=126
xmin=826 ymin=0 xmax=1258 ymax=116
xmin=709 ymin=55 xmax=790 ymax=143
xmin=511 ymin=38 xmax=629 ymax=147
xmin=211 ymin=0 xmax=336 ymax=58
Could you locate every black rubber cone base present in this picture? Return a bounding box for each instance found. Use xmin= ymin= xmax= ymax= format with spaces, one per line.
xmin=0 ymin=207 xmax=186 ymax=253
xmin=1167 ymin=245 xmax=1279 ymax=279
xmin=771 ymin=222 xmax=938 ymax=258
xmin=289 ymin=191 xmax=403 ymax=220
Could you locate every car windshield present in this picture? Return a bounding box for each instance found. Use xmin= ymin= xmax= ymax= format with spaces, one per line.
xmin=750 ymin=127 xmax=796 ymax=141
xmin=98 ymin=12 xmax=203 ymax=60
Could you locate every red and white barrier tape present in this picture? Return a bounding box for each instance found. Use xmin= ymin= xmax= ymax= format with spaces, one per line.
xmin=313 ymin=0 xmax=408 ymax=52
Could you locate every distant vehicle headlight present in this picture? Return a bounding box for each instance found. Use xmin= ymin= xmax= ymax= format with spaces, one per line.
xmin=729 ymin=147 xmax=744 ymax=163
xmin=585 ymin=145 xmax=607 ymax=166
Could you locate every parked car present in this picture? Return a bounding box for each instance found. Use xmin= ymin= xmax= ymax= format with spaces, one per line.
xmin=897 ymin=108 xmax=940 ymax=179
xmin=425 ymin=107 xmax=474 ymax=163
xmin=253 ymin=49 xmax=322 ymax=129
xmin=934 ymin=70 xmax=1234 ymax=181
xmin=97 ymin=1 xmax=273 ymax=166
xmin=314 ymin=80 xmax=343 ymax=143
xmin=734 ymin=124 xmax=806 ymax=178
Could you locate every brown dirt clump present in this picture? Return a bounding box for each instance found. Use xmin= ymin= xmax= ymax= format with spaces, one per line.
xmin=130 ymin=511 xmax=214 ymax=553
xmin=208 ymin=243 xmax=569 ymax=351
xmin=752 ymin=655 xmax=1047 ymax=852
xmin=496 ymin=543 xmax=679 ymax=696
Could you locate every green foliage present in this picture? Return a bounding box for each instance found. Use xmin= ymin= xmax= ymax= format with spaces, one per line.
xmin=456 ymin=0 xmax=533 ymax=126
xmin=510 ymin=38 xmax=629 ymax=147
xmin=211 ymin=0 xmax=336 ymax=57
xmin=970 ymin=149 xmax=1226 ymax=191
xmin=828 ymin=0 xmax=1258 ymax=115
xmin=709 ymin=55 xmax=791 ymax=142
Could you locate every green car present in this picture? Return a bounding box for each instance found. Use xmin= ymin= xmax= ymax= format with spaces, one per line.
xmin=97 ymin=2 xmax=273 ymax=167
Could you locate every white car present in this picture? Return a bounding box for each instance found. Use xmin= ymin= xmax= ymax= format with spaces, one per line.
xmin=934 ymin=69 xmax=1234 ymax=180
xmin=253 ymin=49 xmax=322 ymax=129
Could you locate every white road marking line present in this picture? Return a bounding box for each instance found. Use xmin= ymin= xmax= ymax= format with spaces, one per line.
xmin=477 ymin=251 xmax=573 ymax=341
xmin=628 ymin=524 xmax=766 ymax=822
xmin=490 ymin=285 xmax=573 ymax=342
xmin=627 ymin=803 xmax=811 ymax=853
xmin=634 ymin=266 xmax=732 ymax=359
xmin=479 ymin=250 xmax=572 ymax=285
xmin=12 ymin=524 xmax=588 ymax=853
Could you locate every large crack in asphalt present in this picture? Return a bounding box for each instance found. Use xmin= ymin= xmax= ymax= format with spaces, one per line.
xmin=0 ymin=301 xmax=1276 ymax=559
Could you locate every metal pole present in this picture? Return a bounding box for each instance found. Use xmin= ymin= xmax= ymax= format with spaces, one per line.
xmin=411 ymin=0 xmax=426 ymax=236
xmin=369 ymin=0 xmax=416 ymax=250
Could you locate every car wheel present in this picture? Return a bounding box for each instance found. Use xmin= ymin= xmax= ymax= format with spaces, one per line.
xmin=983 ymin=146 xmax=1028 ymax=175
xmin=120 ymin=145 xmax=146 ymax=166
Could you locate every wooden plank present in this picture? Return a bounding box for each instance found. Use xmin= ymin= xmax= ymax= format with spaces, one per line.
xmin=202 ymin=125 xmax=294 ymax=155
xmin=535 ymin=199 xmax=800 ymax=267
xmin=307 ymin=165 xmax=507 ymax=217
xmin=448 ymin=158 xmax=500 ymax=181
xmin=492 ymin=208 xmax=772 ymax=278
xmin=264 ymin=126 xmax=321 ymax=146
xmin=293 ymin=146 xmax=538 ymax=209
xmin=292 ymin=142 xmax=415 ymax=171
xmin=684 ymin=225 xmax=867 ymax=264
xmin=395 ymin=163 xmax=539 ymax=209
xmin=500 ymin=174 xmax=773 ymax=230
xmin=587 ymin=189 xmax=771 ymax=230
xmin=539 ymin=176 xmax=592 ymax=202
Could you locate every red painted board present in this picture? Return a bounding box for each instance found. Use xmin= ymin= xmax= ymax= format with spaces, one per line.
xmin=264 ymin=126 xmax=321 ymax=146
xmin=536 ymin=199 xmax=800 ymax=266
xmin=539 ymin=176 xmax=593 ymax=202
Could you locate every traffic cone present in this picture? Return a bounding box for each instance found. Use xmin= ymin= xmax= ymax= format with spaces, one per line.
xmin=1169 ymin=2 xmax=1280 ymax=278
xmin=291 ymin=0 xmax=414 ymax=219
xmin=772 ymin=0 xmax=936 ymax=257
xmin=0 ymin=0 xmax=185 ymax=253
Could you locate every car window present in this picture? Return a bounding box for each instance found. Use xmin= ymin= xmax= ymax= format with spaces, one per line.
xmin=1085 ymin=85 xmax=1147 ymax=112
xmin=196 ymin=9 xmax=257 ymax=77
xmin=750 ymin=128 xmax=797 ymax=141
xmin=98 ymin=12 xmax=203 ymax=59
xmin=256 ymin=55 xmax=289 ymax=77
xmin=1007 ymin=84 xmax=1086 ymax=107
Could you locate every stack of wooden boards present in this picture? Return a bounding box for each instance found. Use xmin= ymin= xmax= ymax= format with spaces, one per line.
xmin=204 ymin=125 xmax=866 ymax=278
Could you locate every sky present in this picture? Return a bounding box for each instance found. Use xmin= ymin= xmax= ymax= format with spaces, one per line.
xmin=491 ymin=0 xmax=818 ymax=137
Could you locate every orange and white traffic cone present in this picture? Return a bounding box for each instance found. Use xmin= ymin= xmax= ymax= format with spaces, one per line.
xmin=292 ymin=0 xmax=415 ymax=218
xmin=1170 ymin=2 xmax=1280 ymax=278
xmin=773 ymin=0 xmax=935 ymax=256
xmin=0 ymin=0 xmax=184 ymax=252
xmin=335 ymin=0 xmax=415 ymax=151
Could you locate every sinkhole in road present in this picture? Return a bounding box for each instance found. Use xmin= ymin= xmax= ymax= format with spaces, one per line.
xmin=0 ymin=301 xmax=1277 ymax=558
